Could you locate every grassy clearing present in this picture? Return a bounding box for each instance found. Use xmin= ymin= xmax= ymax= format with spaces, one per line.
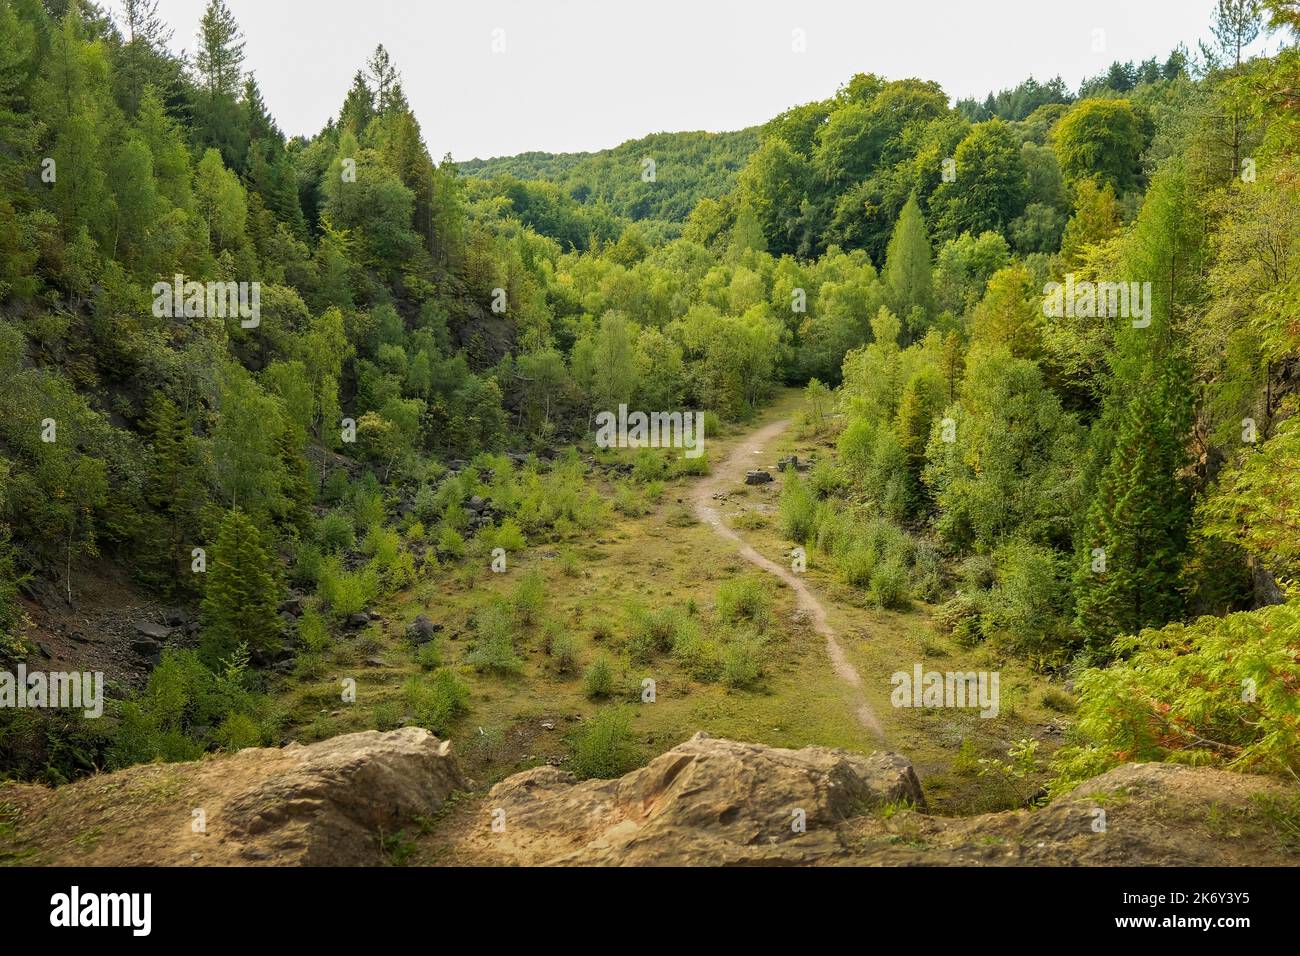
xmin=270 ymin=388 xmax=1069 ymax=814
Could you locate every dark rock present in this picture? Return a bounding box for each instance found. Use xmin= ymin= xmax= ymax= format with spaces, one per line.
xmin=744 ymin=470 xmax=773 ymax=485
xmin=278 ymin=597 xmax=303 ymax=617
xmin=163 ymin=608 xmax=190 ymax=627
xmin=135 ymin=621 xmax=172 ymax=641
xmin=406 ymin=615 xmax=441 ymax=645
xmin=466 ymin=495 xmax=486 ymax=512
xmin=347 ymin=613 xmax=370 ymax=629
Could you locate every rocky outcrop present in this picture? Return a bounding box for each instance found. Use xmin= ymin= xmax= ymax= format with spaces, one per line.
xmin=461 ymin=732 xmax=924 ymax=865
xmin=0 ymin=728 xmax=466 ymax=866
xmin=3 ymin=730 xmax=1295 ymax=867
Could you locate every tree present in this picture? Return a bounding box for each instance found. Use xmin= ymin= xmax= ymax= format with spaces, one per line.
xmin=883 ymin=193 xmax=934 ymax=338
xmin=143 ymin=395 xmax=205 ymax=588
xmin=201 ymin=508 xmax=281 ymax=660
xmin=1074 ymin=383 xmax=1190 ymax=650
xmin=193 ymin=0 xmax=247 ymax=167
xmin=1052 ymin=99 xmax=1147 ymax=193
xmin=931 ymin=120 xmax=1028 ymax=240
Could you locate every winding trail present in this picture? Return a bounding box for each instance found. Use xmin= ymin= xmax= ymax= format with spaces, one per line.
xmin=691 ymin=418 xmax=886 ymax=742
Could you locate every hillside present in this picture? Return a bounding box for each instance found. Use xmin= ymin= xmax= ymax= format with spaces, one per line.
xmin=459 ymin=127 xmax=760 ymax=226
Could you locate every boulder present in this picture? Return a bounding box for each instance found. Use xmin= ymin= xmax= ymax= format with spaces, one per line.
xmin=469 ymin=733 xmax=923 ymax=865
xmin=406 ymin=615 xmax=441 ymax=645
xmin=744 ymin=470 xmax=773 ymax=485
xmin=134 ymin=621 xmax=171 ymax=641
xmin=346 ymin=613 xmax=370 ymax=629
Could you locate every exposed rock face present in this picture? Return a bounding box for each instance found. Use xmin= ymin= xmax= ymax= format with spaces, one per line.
xmin=0 ymin=728 xmax=466 ymax=866
xmin=3 ymin=731 xmax=1296 ymax=867
xmin=463 ymin=733 xmax=924 ymax=865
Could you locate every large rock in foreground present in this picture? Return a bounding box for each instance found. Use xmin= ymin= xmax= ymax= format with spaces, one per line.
xmin=0 ymin=728 xmax=466 ymax=866
xmin=463 ymin=732 xmax=924 ymax=865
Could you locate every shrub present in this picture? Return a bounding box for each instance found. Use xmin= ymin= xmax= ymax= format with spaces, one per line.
xmin=721 ymin=636 xmax=764 ymax=690
xmin=296 ymin=606 xmax=331 ymax=653
xmin=511 ymin=567 xmax=546 ymax=625
xmin=779 ymin=475 xmax=816 ymax=542
xmin=404 ymin=668 xmax=469 ymax=734
xmin=315 ymin=511 xmax=356 ymax=553
xmin=290 ymin=541 xmax=325 ymax=587
xmin=558 ymin=547 xmax=581 ymax=577
xmin=670 ymin=453 xmax=710 ymax=477
xmin=716 ymin=576 xmax=770 ymax=627
xmin=868 ymin=558 xmax=911 ymax=609
xmin=583 ymin=655 xmax=616 ymax=699
xmin=548 ymin=629 xmax=580 ymax=674
xmin=436 ymin=524 xmax=466 ymax=560
xmin=466 ymin=603 xmax=523 ymax=675
xmin=414 ymin=642 xmax=442 ymax=670
xmin=483 ymin=517 xmax=526 ymax=553
xmin=1049 ymin=603 xmax=1300 ymax=794
xmin=631 ymin=448 xmax=669 ymax=482
xmin=672 ymin=632 xmax=722 ymax=682
xmin=316 ymin=558 xmax=378 ymax=620
xmin=627 ymin=605 xmax=692 ymax=661
xmin=569 ymin=706 xmax=639 ymax=780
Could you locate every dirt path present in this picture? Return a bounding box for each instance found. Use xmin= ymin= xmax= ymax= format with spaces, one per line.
xmin=691 ymin=418 xmax=886 ymax=742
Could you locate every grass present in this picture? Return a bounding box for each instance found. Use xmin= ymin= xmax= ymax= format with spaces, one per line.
xmin=265 ymin=387 xmax=1066 ymax=814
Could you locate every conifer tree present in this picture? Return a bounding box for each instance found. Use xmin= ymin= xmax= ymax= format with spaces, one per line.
xmin=884 ymin=193 xmax=934 ymax=338
xmin=1074 ymin=383 xmax=1190 ymax=649
xmin=201 ymin=508 xmax=281 ymax=659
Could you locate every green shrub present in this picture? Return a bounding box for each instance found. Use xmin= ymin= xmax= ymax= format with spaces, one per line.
xmin=716 ymin=576 xmax=770 ymax=627
xmin=512 ymin=567 xmax=546 ymax=625
xmin=296 ymin=606 xmax=331 ymax=653
xmin=569 ymin=706 xmax=639 ymax=780
xmin=290 ymin=541 xmax=325 ymax=587
xmin=721 ymin=636 xmax=764 ymax=690
xmin=868 ymin=558 xmax=911 ymax=609
xmin=315 ymin=510 xmax=356 ymax=553
xmin=404 ymin=668 xmax=469 ymax=734
xmin=414 ymin=642 xmax=442 ymax=670
xmin=671 ymin=632 xmax=722 ymax=682
xmin=631 ymin=448 xmax=669 ymax=482
xmin=583 ymin=655 xmax=616 ymax=699
xmin=483 ymin=517 xmax=526 ymax=553
xmin=670 ymin=453 xmax=710 ymax=477
xmin=1051 ymin=603 xmax=1300 ymax=794
xmin=548 ymin=629 xmax=580 ymax=674
xmin=779 ymin=475 xmax=816 ymax=542
xmin=626 ymin=605 xmax=692 ymax=661
xmin=436 ymin=524 xmax=466 ymax=560
xmin=316 ymin=558 xmax=378 ymax=620
xmin=466 ymin=603 xmax=523 ymax=675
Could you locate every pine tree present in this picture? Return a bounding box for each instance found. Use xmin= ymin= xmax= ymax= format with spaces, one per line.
xmin=201 ymin=508 xmax=281 ymax=659
xmin=143 ymin=395 xmax=204 ymax=587
xmin=884 ymin=193 xmax=934 ymax=339
xmin=1074 ymin=384 xmax=1190 ymax=649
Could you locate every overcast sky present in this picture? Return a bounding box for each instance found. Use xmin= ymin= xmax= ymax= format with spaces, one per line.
xmin=149 ymin=0 xmax=1277 ymax=161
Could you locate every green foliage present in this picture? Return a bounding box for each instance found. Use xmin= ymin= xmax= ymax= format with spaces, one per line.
xmin=404 ymin=668 xmax=469 ymax=734
xmin=568 ymin=706 xmax=639 ymax=780
xmin=465 ymin=602 xmax=523 ymax=675
xmin=200 ymin=509 xmax=282 ymax=660
xmin=1051 ymin=603 xmax=1300 ymax=793
xmin=582 ymin=654 xmax=616 ymax=699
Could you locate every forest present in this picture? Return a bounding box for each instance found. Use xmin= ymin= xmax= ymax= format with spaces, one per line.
xmin=0 ymin=0 xmax=1297 ymax=844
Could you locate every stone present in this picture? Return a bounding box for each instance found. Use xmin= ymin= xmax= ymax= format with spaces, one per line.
xmin=744 ymin=470 xmax=773 ymax=485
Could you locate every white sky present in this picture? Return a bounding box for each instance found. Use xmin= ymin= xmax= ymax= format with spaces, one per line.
xmin=148 ymin=0 xmax=1277 ymax=161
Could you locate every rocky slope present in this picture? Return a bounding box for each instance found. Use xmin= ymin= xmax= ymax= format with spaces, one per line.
xmin=1 ymin=730 xmax=1295 ymax=866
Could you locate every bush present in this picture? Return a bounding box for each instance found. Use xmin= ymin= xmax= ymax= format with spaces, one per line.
xmin=568 ymin=706 xmax=639 ymax=779
xmin=631 ymin=448 xmax=669 ymax=482
xmin=296 ymin=606 xmax=331 ymax=653
xmin=583 ymin=655 xmax=617 ymax=699
xmin=511 ymin=567 xmax=546 ymax=625
xmin=404 ymin=668 xmax=469 ymax=734
xmin=483 ymin=517 xmax=526 ymax=553
xmin=868 ymin=558 xmax=911 ymax=609
xmin=290 ymin=541 xmax=325 ymax=588
xmin=626 ymin=605 xmax=692 ymax=661
xmin=414 ymin=642 xmax=442 ymax=670
xmin=716 ymin=576 xmax=770 ymax=627
xmin=466 ymin=603 xmax=523 ymax=675
xmin=436 ymin=524 xmax=466 ymax=560
xmin=672 ymin=632 xmax=722 ymax=682
xmin=670 ymin=453 xmax=710 ymax=477
xmin=613 ymin=481 xmax=651 ymax=517
xmin=721 ymin=636 xmax=764 ymax=690
xmin=316 ymin=558 xmax=378 ymax=620
xmin=315 ymin=511 xmax=356 ymax=553
xmin=779 ymin=475 xmax=816 ymax=542
xmin=1049 ymin=603 xmax=1300 ymax=794
xmin=548 ymin=628 xmax=580 ymax=674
